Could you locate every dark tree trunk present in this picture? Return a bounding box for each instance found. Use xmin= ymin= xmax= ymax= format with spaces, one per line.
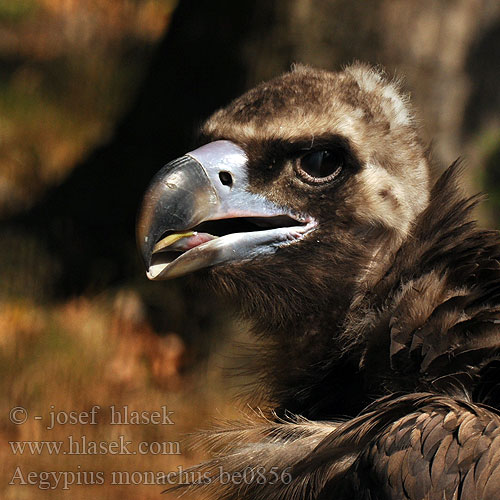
xmin=1 ymin=0 xmax=258 ymax=297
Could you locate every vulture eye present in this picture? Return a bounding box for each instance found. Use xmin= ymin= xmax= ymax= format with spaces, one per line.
xmin=297 ymin=150 xmax=343 ymax=183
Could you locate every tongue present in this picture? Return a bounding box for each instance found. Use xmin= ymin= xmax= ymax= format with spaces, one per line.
xmin=169 ymin=232 xmax=217 ymax=251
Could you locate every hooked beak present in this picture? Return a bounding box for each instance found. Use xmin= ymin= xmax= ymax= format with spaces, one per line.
xmin=137 ymin=140 xmax=316 ymax=280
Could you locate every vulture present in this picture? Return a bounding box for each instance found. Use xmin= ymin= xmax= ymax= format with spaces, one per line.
xmin=136 ymin=64 xmax=500 ymax=499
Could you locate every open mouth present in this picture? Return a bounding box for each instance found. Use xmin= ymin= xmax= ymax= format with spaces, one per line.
xmin=137 ymin=140 xmax=319 ymax=280
xmin=148 ymin=214 xmax=315 ymax=279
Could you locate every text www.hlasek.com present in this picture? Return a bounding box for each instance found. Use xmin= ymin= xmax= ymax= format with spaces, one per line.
xmin=10 ymin=466 xmax=293 ymax=490
xmin=9 ymin=435 xmax=180 ymax=456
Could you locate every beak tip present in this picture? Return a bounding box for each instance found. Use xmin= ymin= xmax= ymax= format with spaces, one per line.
xmin=136 ymin=210 xmax=154 ymax=268
xmin=137 ymin=237 xmax=153 ymax=272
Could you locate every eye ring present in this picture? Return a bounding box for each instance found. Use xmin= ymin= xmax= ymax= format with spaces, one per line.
xmin=295 ymin=149 xmax=343 ymax=184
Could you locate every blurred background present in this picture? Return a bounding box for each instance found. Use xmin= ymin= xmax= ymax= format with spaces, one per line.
xmin=0 ymin=0 xmax=499 ymax=498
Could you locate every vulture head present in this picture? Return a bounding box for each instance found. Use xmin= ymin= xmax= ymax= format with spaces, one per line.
xmin=137 ymin=65 xmax=500 ymax=499
xmin=138 ymin=64 xmax=430 ymax=337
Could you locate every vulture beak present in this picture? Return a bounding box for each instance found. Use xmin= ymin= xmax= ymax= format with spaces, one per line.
xmin=137 ymin=140 xmax=316 ymax=280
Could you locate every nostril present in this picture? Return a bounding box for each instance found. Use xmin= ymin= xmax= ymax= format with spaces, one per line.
xmin=219 ymin=171 xmax=233 ymax=187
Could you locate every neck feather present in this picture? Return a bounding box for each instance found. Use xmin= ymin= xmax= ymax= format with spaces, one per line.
xmin=249 ymin=164 xmax=500 ymax=419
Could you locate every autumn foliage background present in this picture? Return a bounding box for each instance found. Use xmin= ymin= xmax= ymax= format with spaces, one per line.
xmin=0 ymin=1 xmax=499 ymax=498
xmin=0 ymin=2 xmax=239 ymax=498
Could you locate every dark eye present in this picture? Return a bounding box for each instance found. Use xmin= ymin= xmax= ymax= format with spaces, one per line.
xmin=297 ymin=150 xmax=343 ymax=182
